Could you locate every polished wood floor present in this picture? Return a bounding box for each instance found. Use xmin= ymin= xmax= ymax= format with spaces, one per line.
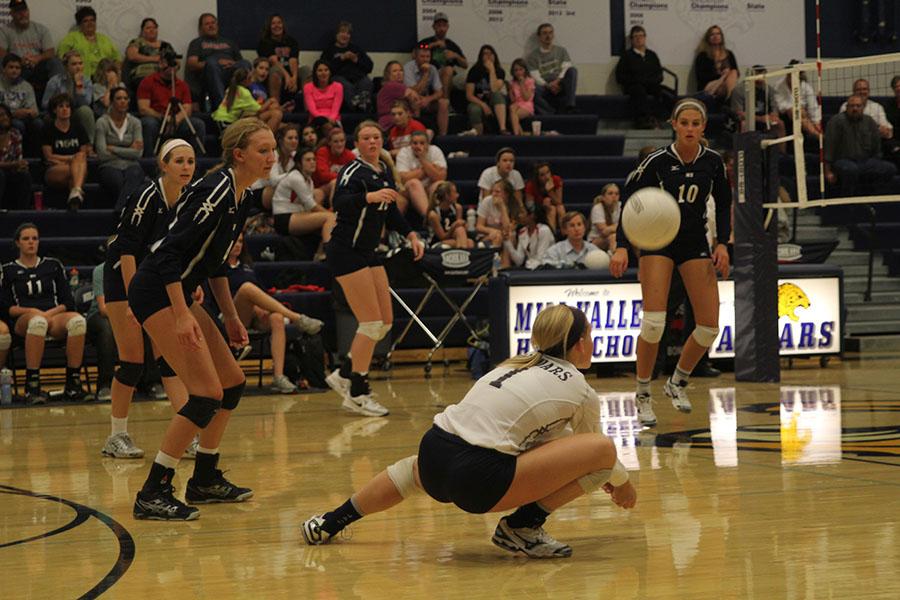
xmin=2 ymin=355 xmax=899 ymax=599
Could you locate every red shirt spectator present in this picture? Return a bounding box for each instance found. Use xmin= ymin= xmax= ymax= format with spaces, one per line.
xmin=138 ymin=71 xmax=192 ymax=114
xmin=389 ymin=118 xmax=426 ymax=152
xmin=524 ymin=174 xmax=563 ymax=203
xmin=314 ymin=137 xmax=354 ymax=187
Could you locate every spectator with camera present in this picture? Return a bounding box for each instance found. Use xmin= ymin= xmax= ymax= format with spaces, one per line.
xmin=0 ymin=0 xmax=64 ymax=93
xmin=138 ymin=51 xmax=207 ymax=157
xmin=186 ymin=13 xmax=250 ymax=109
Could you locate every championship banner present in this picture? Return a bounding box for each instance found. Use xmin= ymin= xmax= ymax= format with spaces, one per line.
xmin=624 ymin=0 xmax=805 ymax=65
xmin=416 ymin=0 xmax=611 ymax=66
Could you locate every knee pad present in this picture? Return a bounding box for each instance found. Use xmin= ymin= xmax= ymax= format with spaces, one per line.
xmin=66 ymin=314 xmax=87 ymax=337
xmin=386 ymin=455 xmax=421 ymax=498
xmin=577 ymin=459 xmax=629 ymax=494
xmin=221 ymin=381 xmax=246 ymax=410
xmin=177 ymin=395 xmax=220 ymax=428
xmin=639 ymin=311 xmax=666 ymax=344
xmin=26 ymin=315 xmax=48 ymax=337
xmin=358 ymin=320 xmax=386 ymax=341
xmin=0 ymin=333 xmax=10 ymax=351
xmin=378 ymin=322 xmax=392 ymax=340
xmin=692 ymin=325 xmax=720 ymax=347
xmin=156 ymin=355 xmax=176 ymax=378
xmin=114 ymin=361 xmax=144 ymax=387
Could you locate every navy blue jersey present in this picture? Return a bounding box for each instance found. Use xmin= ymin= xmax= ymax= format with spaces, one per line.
xmin=1 ymin=257 xmax=74 ymax=312
xmin=330 ymin=158 xmax=412 ymax=250
xmin=139 ymin=168 xmax=254 ymax=291
xmin=617 ymin=143 xmax=732 ymax=251
xmin=224 ymin=261 xmax=260 ymax=297
xmin=107 ymin=179 xmax=179 ymax=270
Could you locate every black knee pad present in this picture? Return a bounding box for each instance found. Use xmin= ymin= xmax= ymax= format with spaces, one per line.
xmin=114 ymin=361 xmax=144 ymax=387
xmin=177 ymin=395 xmax=220 ymax=428
xmin=220 ymin=381 xmax=246 ymax=411
xmin=156 ymin=355 xmax=176 ymax=378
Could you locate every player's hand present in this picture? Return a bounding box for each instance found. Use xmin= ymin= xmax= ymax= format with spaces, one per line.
xmin=223 ymin=315 xmax=249 ymax=348
xmin=712 ymin=243 xmax=730 ymax=278
xmin=175 ymin=312 xmax=203 ymax=349
xmin=366 ymin=188 xmax=400 ymax=204
xmin=609 ymin=247 xmax=628 ymax=278
xmin=606 ymin=480 xmax=637 ymax=509
xmin=408 ymin=233 xmax=425 ymax=260
xmin=192 ymin=285 xmax=205 ymax=304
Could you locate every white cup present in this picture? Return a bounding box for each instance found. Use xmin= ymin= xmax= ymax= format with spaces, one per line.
xmin=531 ymin=120 xmax=542 ymax=136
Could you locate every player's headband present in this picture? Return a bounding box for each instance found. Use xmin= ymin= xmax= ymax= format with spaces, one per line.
xmin=158 ymin=138 xmax=193 ymax=162
xmin=672 ymin=99 xmax=707 ymax=122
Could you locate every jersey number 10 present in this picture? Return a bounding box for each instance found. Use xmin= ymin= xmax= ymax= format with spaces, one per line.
xmin=677 ymin=183 xmax=699 ymax=203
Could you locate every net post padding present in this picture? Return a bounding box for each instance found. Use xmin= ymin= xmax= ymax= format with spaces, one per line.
xmin=734 ymin=131 xmax=781 ymax=383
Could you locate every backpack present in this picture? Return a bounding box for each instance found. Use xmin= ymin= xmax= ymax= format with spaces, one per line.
xmin=284 ymin=333 xmax=327 ymax=390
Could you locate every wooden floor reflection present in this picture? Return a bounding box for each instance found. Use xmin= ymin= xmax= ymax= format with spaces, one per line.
xmin=2 ymin=355 xmax=899 ymax=599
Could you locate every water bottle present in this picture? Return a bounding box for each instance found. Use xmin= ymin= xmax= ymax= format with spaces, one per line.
xmin=466 ymin=208 xmax=476 ymax=233
xmin=69 ymin=267 xmax=80 ymax=290
xmin=491 ymin=251 xmax=501 ymax=277
xmin=33 ymin=190 xmax=44 ymax=211
xmin=0 ymin=368 xmax=12 ymax=406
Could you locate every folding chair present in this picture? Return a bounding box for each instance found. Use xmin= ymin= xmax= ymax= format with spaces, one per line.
xmin=386 ymin=247 xmax=495 ymax=376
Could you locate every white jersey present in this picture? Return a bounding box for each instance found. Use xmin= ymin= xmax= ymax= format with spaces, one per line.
xmin=434 ymin=355 xmax=600 ymax=455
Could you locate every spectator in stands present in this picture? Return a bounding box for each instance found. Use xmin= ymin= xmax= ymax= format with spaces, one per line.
xmin=213 ymin=68 xmax=283 ymax=132
xmin=426 ymin=181 xmax=471 ymax=248
xmin=694 ymin=25 xmax=738 ymax=106
xmin=526 ymin=23 xmax=578 ymax=115
xmin=418 ymin=12 xmax=468 ymax=101
xmin=524 ymin=162 xmax=566 ymax=235
xmin=224 ymin=233 xmax=323 ymax=394
xmin=840 ymin=78 xmax=893 ymax=139
xmin=774 ymin=60 xmax=821 ymax=137
xmin=320 ymin=21 xmax=374 ymax=113
xmin=57 ymin=6 xmax=120 ymax=80
xmin=138 ymin=53 xmax=207 ymax=157
xmin=186 ymin=13 xmax=250 ymax=109
xmin=0 ymin=0 xmax=63 ymax=93
xmin=96 ymin=86 xmax=145 ymax=205
xmin=0 ymin=103 xmax=32 ymax=208
xmin=539 ymin=211 xmax=600 ymax=268
xmin=42 ymin=93 xmax=88 ymax=210
xmin=884 ymin=75 xmax=900 ymax=164
xmin=377 ymin=61 xmax=420 ymax=131
xmin=616 ymin=25 xmax=669 ymax=129
xmin=478 ymin=146 xmax=525 ymax=203
xmin=476 ymin=179 xmax=515 ymax=253
xmin=824 ymin=94 xmax=897 ymax=197
xmin=314 ymin=127 xmax=354 ymax=199
xmin=304 ymin=60 xmax=343 ymax=126
xmin=1 ymin=222 xmax=88 ymax=404
xmin=404 ymin=43 xmax=450 ymax=136
xmin=273 ymin=148 xmax=336 ymax=255
xmin=257 ymin=14 xmax=302 ymax=102
xmin=730 ymin=65 xmax=785 ymax=146
xmin=465 ymin=44 xmax=509 ymax=135
xmin=86 ymin=263 xmax=115 ymax=402
xmin=255 ymin=123 xmax=298 ymax=209
xmin=42 ymin=50 xmax=95 ymax=146
xmin=508 ymin=58 xmax=535 ymax=136
xmin=387 ymin=99 xmax=427 ymax=156
xmin=505 ymin=202 xmax=554 ymax=270
xmin=301 ymin=124 xmax=319 ymax=149
xmin=588 ymin=183 xmax=620 ymax=251
xmin=0 ymin=53 xmax=40 ymax=154
xmin=124 ymin=18 xmax=174 ymax=93
xmin=397 ymin=129 xmax=447 ymax=217
xmin=91 ymin=58 xmax=121 ymax=117
xmin=248 ymin=57 xmax=275 ymax=105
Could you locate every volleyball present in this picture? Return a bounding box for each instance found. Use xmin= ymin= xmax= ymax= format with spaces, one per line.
xmin=582 ymin=250 xmax=611 ymax=270
xmin=621 ymin=187 xmax=681 ymax=250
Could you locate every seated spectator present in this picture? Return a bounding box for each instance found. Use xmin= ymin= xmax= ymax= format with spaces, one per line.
xmin=377 ymin=61 xmax=420 ymax=131
xmin=91 ymin=58 xmax=121 ymax=117
xmin=524 ymin=161 xmax=565 ymax=234
xmin=301 ymin=124 xmax=319 ymax=149
xmin=840 ymin=78 xmax=893 ymax=140
xmin=884 ymin=75 xmax=900 ymax=163
xmin=137 ymin=54 xmax=207 ymax=157
xmin=224 ymin=233 xmax=324 ymax=394
xmin=42 ymin=50 xmax=95 ymax=146
xmin=824 ymin=95 xmax=897 ymax=197
xmin=1 ymin=223 xmax=88 ymax=404
xmin=303 ymin=60 xmax=343 ymax=126
xmin=540 ymin=211 xmax=600 ymax=268
xmin=257 ymin=14 xmax=302 ymax=103
xmin=213 ymin=68 xmax=283 ymax=132
xmin=774 ymin=60 xmax=821 ymax=137
xmin=505 ymin=202 xmax=554 ymax=270
xmin=419 ymin=12 xmax=468 ymax=101
xmin=57 ymin=6 xmax=120 ymax=80
xmin=465 ymin=44 xmax=508 ymax=135
xmin=427 ymin=181 xmax=471 ymax=248
xmin=508 ymin=58 xmax=535 ymax=136
xmin=397 ymin=129 xmax=447 ymax=216
xmin=693 ymin=25 xmax=738 ymax=107
xmin=42 ymin=93 xmax=88 ymax=210
xmin=0 ymin=103 xmax=32 ymax=208
xmin=256 ymin=123 xmax=298 ymax=209
xmin=123 ymin=18 xmax=174 ymax=93
xmin=95 ymin=86 xmax=145 ymax=205
xmin=477 ymin=179 xmax=516 ymax=255
xmin=588 ymin=183 xmax=620 ymax=251
xmin=478 ymin=146 xmax=525 ymax=203
xmin=186 ymin=13 xmax=250 ymax=109
xmin=0 ymin=0 xmax=65 ymax=93
xmin=272 ymin=147 xmax=336 ymax=254
xmin=313 ymin=127 xmax=354 ymax=199
xmin=320 ymin=21 xmax=374 ymax=112
xmin=526 ymin=23 xmax=578 ymax=114
xmin=387 ymin=100 xmax=428 ymax=156
xmin=731 ymin=65 xmax=785 ymax=146
xmin=403 ymin=43 xmax=449 ymax=136
xmin=0 ymin=53 xmax=41 ymax=155
xmin=615 ymin=26 xmax=670 ymax=128
xmin=86 ymin=263 xmax=115 ymax=402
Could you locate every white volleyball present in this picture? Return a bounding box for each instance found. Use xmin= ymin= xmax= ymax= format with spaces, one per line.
xmin=582 ymin=250 xmax=611 ymax=270
xmin=621 ymin=187 xmax=681 ymax=250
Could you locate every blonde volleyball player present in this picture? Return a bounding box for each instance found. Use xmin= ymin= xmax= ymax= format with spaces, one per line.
xmin=609 ymin=98 xmax=732 ymax=426
xmin=302 ymin=305 xmax=637 ymax=558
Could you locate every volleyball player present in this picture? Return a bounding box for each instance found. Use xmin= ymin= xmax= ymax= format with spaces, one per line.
xmin=609 ymin=98 xmax=731 ymax=426
xmin=130 ymin=119 xmax=275 ymax=520
xmin=324 ymin=120 xmax=424 ymax=417
xmin=101 ymin=139 xmax=196 ymax=459
xmin=303 ymin=305 xmax=637 ymax=558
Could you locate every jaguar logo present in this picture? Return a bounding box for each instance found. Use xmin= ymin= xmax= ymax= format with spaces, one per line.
xmin=778 ymin=283 xmax=810 ymax=322
xmin=441 ymin=249 xmax=471 ymax=269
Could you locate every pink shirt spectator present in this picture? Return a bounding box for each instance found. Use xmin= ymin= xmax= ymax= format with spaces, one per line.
xmin=509 ymin=77 xmax=535 ymax=114
xmin=377 ymin=80 xmax=407 ymax=130
xmin=303 ymin=81 xmax=343 ymax=122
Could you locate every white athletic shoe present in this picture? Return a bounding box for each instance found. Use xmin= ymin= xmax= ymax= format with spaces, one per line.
xmin=342 ymin=393 xmax=389 ymax=417
xmin=270 ymin=374 xmax=298 ymax=394
xmin=101 ymin=432 xmax=145 ymax=459
xmin=325 ymin=370 xmax=351 ymax=401
xmin=636 ymin=392 xmax=657 ymax=427
xmin=294 ymin=314 xmax=324 ymax=335
xmin=301 ymin=515 xmax=333 ymax=545
xmin=491 ymin=517 xmax=572 ymax=558
xmin=664 ymin=377 xmax=693 ymax=413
